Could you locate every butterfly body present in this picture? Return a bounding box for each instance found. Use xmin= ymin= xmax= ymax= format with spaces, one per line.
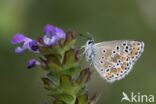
xmin=84 ymin=40 xmax=144 ymax=83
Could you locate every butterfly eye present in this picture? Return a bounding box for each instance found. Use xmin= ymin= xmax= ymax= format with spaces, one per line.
xmin=87 ymin=40 xmax=93 ymax=45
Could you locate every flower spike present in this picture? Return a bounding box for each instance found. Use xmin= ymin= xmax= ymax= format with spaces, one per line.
xmin=11 ymin=25 xmax=98 ymax=104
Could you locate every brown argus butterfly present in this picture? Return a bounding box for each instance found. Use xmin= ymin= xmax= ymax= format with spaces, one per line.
xmin=83 ymin=39 xmax=144 ymax=83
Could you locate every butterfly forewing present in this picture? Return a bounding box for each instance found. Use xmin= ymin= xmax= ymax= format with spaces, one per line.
xmin=92 ymin=40 xmax=144 ymax=83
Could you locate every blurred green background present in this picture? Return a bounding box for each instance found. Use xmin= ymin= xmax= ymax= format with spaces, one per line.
xmin=0 ymin=0 xmax=156 ymax=104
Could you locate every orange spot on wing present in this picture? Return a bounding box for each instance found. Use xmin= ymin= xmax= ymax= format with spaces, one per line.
xmin=122 ymin=66 xmax=125 ymax=70
xmin=123 ymin=62 xmax=127 ymax=66
xmin=131 ymin=51 xmax=135 ymax=55
xmin=118 ymin=68 xmax=121 ymax=72
xmin=121 ymin=53 xmax=125 ymax=57
xmin=114 ymin=70 xmax=118 ymax=75
xmin=106 ymin=72 xmax=112 ymax=79
xmin=122 ymin=57 xmax=126 ymax=61
xmin=133 ymin=42 xmax=137 ymax=46
xmin=134 ymin=47 xmax=137 ymax=51
xmin=129 ymin=54 xmax=133 ymax=58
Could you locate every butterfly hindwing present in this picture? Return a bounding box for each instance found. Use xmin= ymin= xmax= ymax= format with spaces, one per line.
xmin=92 ymin=40 xmax=144 ymax=82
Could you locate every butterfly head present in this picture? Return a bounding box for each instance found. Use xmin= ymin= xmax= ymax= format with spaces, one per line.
xmin=86 ymin=40 xmax=94 ymax=47
xmin=79 ymin=33 xmax=94 ymax=48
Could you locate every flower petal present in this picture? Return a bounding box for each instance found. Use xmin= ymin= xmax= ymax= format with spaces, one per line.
xmin=44 ymin=25 xmax=56 ymax=36
xmin=55 ymin=27 xmax=66 ymax=39
xmin=28 ymin=47 xmax=40 ymax=53
xmin=29 ymin=40 xmax=39 ymax=51
xmin=43 ymin=35 xmax=57 ymax=46
xmin=15 ymin=43 xmax=29 ymax=54
xmin=11 ymin=34 xmax=31 ymax=44
xmin=43 ymin=25 xmax=66 ymax=46
xmin=27 ymin=59 xmax=37 ymax=69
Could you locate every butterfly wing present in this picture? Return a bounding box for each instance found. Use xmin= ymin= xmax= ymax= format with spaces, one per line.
xmin=92 ymin=40 xmax=144 ymax=83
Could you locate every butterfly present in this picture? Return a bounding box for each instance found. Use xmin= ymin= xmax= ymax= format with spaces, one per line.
xmin=82 ymin=39 xmax=144 ymax=83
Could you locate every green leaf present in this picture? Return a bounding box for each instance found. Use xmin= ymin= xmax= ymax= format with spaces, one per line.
xmin=47 ymin=73 xmax=59 ymax=87
xmin=53 ymin=100 xmax=66 ymax=104
xmin=75 ymin=94 xmax=89 ymax=104
xmin=48 ymin=88 xmax=61 ymax=96
xmin=53 ymin=93 xmax=74 ymax=104
xmin=77 ymin=85 xmax=87 ymax=96
xmin=63 ymin=49 xmax=78 ymax=69
xmin=48 ymin=75 xmax=78 ymax=98
xmin=42 ymin=77 xmax=53 ymax=90
xmin=59 ymin=38 xmax=65 ymax=48
xmin=60 ymin=75 xmax=73 ymax=90
xmin=59 ymin=75 xmax=80 ymax=96
xmin=61 ymin=30 xmax=76 ymax=55
xmin=39 ymin=44 xmax=61 ymax=55
xmin=76 ymin=68 xmax=91 ymax=85
xmin=56 ymin=66 xmax=81 ymax=79
xmin=46 ymin=54 xmax=62 ymax=73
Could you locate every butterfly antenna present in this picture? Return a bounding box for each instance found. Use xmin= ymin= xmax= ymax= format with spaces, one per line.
xmin=79 ymin=32 xmax=94 ymax=40
xmin=86 ymin=32 xmax=94 ymax=41
xmin=79 ymin=45 xmax=85 ymax=52
xmin=78 ymin=34 xmax=88 ymax=39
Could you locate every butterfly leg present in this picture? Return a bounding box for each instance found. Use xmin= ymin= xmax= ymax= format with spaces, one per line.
xmin=90 ymin=61 xmax=93 ymax=66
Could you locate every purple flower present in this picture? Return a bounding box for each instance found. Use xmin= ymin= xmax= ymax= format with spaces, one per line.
xmin=43 ymin=25 xmax=66 ymax=46
xmin=27 ymin=59 xmax=40 ymax=69
xmin=29 ymin=40 xmax=39 ymax=51
xmin=11 ymin=34 xmax=40 ymax=54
